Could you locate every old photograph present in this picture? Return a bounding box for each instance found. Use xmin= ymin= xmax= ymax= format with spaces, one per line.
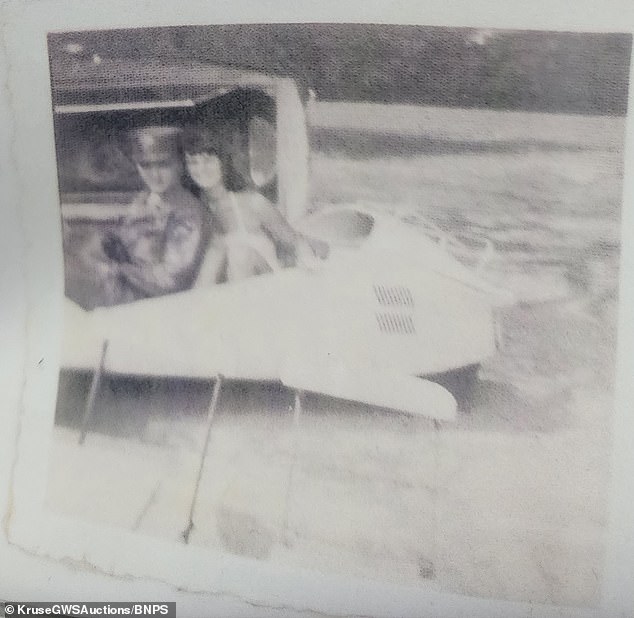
xmin=45 ymin=24 xmax=629 ymax=607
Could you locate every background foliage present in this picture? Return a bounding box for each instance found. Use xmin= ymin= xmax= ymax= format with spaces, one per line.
xmin=49 ymin=25 xmax=631 ymax=115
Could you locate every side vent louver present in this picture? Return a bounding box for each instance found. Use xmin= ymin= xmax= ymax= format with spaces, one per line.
xmin=376 ymin=313 xmax=416 ymax=334
xmin=374 ymin=284 xmax=416 ymax=335
xmin=373 ymin=285 xmax=414 ymax=307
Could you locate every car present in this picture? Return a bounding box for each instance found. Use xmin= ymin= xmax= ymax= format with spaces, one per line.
xmin=52 ymin=48 xmax=513 ymax=436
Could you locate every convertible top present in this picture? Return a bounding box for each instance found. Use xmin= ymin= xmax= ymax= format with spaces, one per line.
xmin=51 ymin=55 xmax=310 ymax=221
xmin=50 ymin=58 xmax=277 ymax=113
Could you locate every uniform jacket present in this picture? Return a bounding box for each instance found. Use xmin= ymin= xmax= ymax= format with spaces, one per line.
xmin=117 ymin=186 xmax=210 ymax=298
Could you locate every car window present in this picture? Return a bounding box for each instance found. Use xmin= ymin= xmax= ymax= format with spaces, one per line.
xmin=55 ymin=117 xmax=143 ymax=195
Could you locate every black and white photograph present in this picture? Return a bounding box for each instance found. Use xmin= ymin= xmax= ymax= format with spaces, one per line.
xmin=3 ymin=14 xmax=634 ymax=616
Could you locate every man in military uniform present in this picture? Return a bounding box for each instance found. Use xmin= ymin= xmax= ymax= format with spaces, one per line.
xmin=95 ymin=126 xmax=208 ymax=304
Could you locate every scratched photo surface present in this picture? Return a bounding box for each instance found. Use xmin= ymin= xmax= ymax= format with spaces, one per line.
xmin=48 ymin=25 xmax=630 ymax=606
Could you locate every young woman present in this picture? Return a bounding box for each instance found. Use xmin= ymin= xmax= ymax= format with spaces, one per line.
xmin=183 ymin=128 xmax=323 ymax=285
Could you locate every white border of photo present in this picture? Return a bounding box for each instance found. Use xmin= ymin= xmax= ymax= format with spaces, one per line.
xmin=1 ymin=1 xmax=633 ymax=616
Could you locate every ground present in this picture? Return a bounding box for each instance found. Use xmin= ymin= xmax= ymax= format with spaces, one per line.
xmin=47 ymin=103 xmax=623 ymax=608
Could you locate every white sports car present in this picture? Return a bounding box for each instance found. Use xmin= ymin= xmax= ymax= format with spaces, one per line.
xmin=53 ymin=53 xmax=512 ymax=425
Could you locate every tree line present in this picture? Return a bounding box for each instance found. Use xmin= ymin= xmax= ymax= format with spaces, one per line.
xmin=49 ymin=25 xmax=632 ymax=115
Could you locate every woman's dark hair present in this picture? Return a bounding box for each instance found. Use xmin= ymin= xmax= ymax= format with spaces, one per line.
xmin=182 ymin=126 xmax=223 ymax=157
xmin=182 ymin=125 xmax=233 ymax=190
